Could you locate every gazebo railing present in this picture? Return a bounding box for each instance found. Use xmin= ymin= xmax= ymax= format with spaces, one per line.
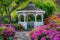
xmin=18 ymin=22 xmax=27 ymax=29
xmin=18 ymin=22 xmax=44 ymax=30
xmin=34 ymin=22 xmax=44 ymax=27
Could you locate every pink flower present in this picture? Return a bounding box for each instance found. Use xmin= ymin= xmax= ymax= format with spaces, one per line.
xmin=30 ymin=22 xmax=60 ymax=40
xmin=41 ymin=37 xmax=46 ymax=40
xmin=31 ymin=34 xmax=37 ymax=39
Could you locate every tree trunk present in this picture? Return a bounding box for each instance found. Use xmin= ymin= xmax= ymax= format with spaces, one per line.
xmin=9 ymin=13 xmax=11 ymax=23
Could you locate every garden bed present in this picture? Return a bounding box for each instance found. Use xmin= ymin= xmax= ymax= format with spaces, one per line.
xmin=0 ymin=24 xmax=25 ymax=40
xmin=30 ymin=22 xmax=60 ymax=40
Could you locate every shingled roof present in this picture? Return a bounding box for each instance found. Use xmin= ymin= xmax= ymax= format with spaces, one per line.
xmin=19 ymin=2 xmax=43 ymax=11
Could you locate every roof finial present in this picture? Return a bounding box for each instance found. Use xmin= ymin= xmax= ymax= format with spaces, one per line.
xmin=28 ymin=1 xmax=35 ymax=6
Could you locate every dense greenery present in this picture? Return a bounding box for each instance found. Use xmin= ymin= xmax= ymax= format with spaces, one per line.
xmin=0 ymin=0 xmax=59 ymax=23
xmin=14 ymin=24 xmax=25 ymax=30
xmin=0 ymin=0 xmax=28 ymax=23
xmin=33 ymin=0 xmax=56 ymax=18
xmin=0 ymin=27 xmax=4 ymax=40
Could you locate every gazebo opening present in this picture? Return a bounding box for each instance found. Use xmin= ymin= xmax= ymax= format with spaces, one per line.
xmin=27 ymin=14 xmax=35 ymax=30
xmin=36 ymin=15 xmax=42 ymax=22
xmin=27 ymin=14 xmax=35 ymax=22
xmin=20 ymin=15 xmax=24 ymax=22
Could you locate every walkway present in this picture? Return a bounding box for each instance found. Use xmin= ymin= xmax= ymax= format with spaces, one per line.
xmin=13 ymin=31 xmax=31 ymax=40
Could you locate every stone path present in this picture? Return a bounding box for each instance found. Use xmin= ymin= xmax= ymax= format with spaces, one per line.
xmin=13 ymin=31 xmax=31 ymax=40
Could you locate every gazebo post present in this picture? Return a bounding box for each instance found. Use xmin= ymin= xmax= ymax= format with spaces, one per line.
xmin=35 ymin=15 xmax=36 ymax=22
xmin=35 ymin=14 xmax=37 ymax=22
xmin=23 ymin=12 xmax=27 ymax=29
xmin=26 ymin=14 xmax=28 ymax=22
xmin=34 ymin=13 xmax=37 ymax=27
xmin=42 ymin=14 xmax=44 ymax=24
xmin=18 ymin=14 xmax=20 ymax=22
xmin=24 ymin=12 xmax=26 ymax=22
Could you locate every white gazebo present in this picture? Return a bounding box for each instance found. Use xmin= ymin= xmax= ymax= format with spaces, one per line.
xmin=17 ymin=2 xmax=45 ymax=30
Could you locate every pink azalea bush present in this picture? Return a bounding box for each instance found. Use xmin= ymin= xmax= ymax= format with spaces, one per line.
xmin=31 ymin=22 xmax=60 ymax=40
xmin=0 ymin=24 xmax=15 ymax=39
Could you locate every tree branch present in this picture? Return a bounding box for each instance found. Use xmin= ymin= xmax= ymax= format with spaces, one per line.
xmin=0 ymin=1 xmax=21 ymax=23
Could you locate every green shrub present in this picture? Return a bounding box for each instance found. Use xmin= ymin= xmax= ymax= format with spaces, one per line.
xmin=11 ymin=19 xmax=17 ymax=23
xmin=33 ymin=0 xmax=56 ymax=18
xmin=43 ymin=2 xmax=56 ymax=18
xmin=56 ymin=27 xmax=60 ymax=31
xmin=11 ymin=10 xmax=18 ymax=23
xmin=2 ymin=18 xmax=9 ymax=23
xmin=14 ymin=24 xmax=25 ymax=31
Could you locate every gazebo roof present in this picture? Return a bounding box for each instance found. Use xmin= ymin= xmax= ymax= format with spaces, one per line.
xmin=17 ymin=2 xmax=45 ymax=13
xmin=21 ymin=2 xmax=40 ymax=10
xmin=19 ymin=2 xmax=44 ymax=10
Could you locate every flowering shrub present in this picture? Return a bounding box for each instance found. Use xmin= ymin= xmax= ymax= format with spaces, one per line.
xmin=44 ymin=14 xmax=60 ymax=25
xmin=0 ymin=24 xmax=15 ymax=40
xmin=14 ymin=24 xmax=25 ymax=31
xmin=30 ymin=22 xmax=60 ymax=40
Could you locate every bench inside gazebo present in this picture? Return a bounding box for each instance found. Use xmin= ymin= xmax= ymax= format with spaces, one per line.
xmin=17 ymin=2 xmax=45 ymax=30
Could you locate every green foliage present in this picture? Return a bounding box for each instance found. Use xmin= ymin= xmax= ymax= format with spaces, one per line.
xmin=33 ymin=0 xmax=56 ymax=18
xmin=43 ymin=0 xmax=56 ymax=18
xmin=20 ymin=15 xmax=24 ymax=22
xmin=36 ymin=15 xmax=42 ymax=22
xmin=0 ymin=8 xmax=6 ymax=17
xmin=0 ymin=27 xmax=4 ymax=36
xmin=17 ymin=1 xmax=29 ymax=10
xmin=55 ymin=3 xmax=60 ymax=13
xmin=38 ymin=34 xmax=47 ymax=40
xmin=14 ymin=24 xmax=25 ymax=30
xmin=10 ymin=1 xmax=28 ymax=23
xmin=27 ymin=14 xmax=35 ymax=22
xmin=0 ymin=0 xmax=12 ymax=6
xmin=0 ymin=0 xmax=57 ymax=23
xmin=11 ymin=20 xmax=17 ymax=24
xmin=0 ymin=0 xmax=28 ymax=23
xmin=11 ymin=10 xmax=18 ymax=22
xmin=2 ymin=18 xmax=9 ymax=23
xmin=0 ymin=27 xmax=5 ymax=40
xmin=11 ymin=11 xmax=18 ymax=23
xmin=0 ymin=36 xmax=3 ymax=40
xmin=14 ymin=0 xmax=56 ymax=22
xmin=56 ymin=28 xmax=60 ymax=31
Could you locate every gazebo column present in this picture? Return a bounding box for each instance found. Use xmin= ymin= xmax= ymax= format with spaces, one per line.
xmin=24 ymin=13 xmax=26 ymax=22
xmin=41 ymin=14 xmax=44 ymax=24
xmin=23 ymin=12 xmax=27 ymax=29
xmin=34 ymin=13 xmax=37 ymax=27
xmin=35 ymin=14 xmax=37 ymax=22
xmin=18 ymin=14 xmax=20 ymax=23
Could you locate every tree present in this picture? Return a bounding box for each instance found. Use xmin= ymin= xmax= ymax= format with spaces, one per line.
xmin=0 ymin=0 xmax=28 ymax=23
xmin=54 ymin=0 xmax=60 ymax=5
